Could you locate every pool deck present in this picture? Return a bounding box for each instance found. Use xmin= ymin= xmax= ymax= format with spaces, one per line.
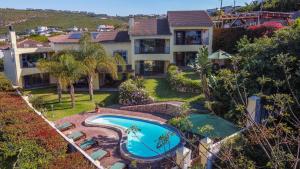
xmin=55 ymin=108 xmax=172 ymax=168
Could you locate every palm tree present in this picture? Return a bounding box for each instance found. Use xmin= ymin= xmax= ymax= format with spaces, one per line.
xmin=59 ymin=53 xmax=83 ymax=108
xmin=193 ymin=46 xmax=212 ymax=100
xmin=75 ymin=33 xmax=125 ymax=101
xmin=37 ymin=52 xmax=65 ymax=102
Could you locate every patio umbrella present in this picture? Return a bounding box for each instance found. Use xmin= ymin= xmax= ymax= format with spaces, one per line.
xmin=208 ymin=50 xmax=232 ymax=60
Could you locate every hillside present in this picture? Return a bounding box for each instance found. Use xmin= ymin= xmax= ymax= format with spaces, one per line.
xmin=0 ymin=8 xmax=126 ymax=34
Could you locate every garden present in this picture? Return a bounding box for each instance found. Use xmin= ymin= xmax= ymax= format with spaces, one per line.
xmin=0 ymin=73 xmax=95 ymax=169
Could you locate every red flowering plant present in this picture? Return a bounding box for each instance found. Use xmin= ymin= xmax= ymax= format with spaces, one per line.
xmin=248 ymin=21 xmax=284 ymax=37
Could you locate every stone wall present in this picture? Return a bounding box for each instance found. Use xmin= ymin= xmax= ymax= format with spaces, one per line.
xmin=120 ymin=101 xmax=184 ymax=117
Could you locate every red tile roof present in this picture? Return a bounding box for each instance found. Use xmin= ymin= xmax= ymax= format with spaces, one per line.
xmin=167 ymin=10 xmax=213 ymax=27
xmin=49 ymin=31 xmax=130 ymax=44
xmin=130 ymin=18 xmax=171 ymax=36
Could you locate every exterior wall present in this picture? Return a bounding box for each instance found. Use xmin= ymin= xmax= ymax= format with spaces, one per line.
xmin=101 ymin=42 xmax=132 ymax=64
xmin=3 ymin=46 xmax=53 ymax=87
xmin=130 ymin=35 xmax=173 ymax=72
xmin=169 ymin=26 xmax=213 ymax=54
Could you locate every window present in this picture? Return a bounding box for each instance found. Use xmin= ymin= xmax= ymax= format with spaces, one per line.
xmin=175 ymin=30 xmax=202 ymax=45
xmin=23 ymin=73 xmax=50 ymax=88
xmin=135 ymin=39 xmax=168 ymax=54
xmin=113 ymin=50 xmax=127 ymax=63
xmin=21 ymin=53 xmax=48 ymax=68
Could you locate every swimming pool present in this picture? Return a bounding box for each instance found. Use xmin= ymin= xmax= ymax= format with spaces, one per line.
xmin=85 ymin=115 xmax=181 ymax=159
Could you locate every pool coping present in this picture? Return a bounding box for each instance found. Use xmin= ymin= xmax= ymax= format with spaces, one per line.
xmin=84 ymin=113 xmax=185 ymax=163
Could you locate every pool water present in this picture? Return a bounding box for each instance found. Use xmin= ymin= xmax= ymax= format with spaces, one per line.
xmin=89 ymin=115 xmax=181 ymax=158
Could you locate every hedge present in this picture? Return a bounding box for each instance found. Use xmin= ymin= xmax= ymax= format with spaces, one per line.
xmin=0 ymin=77 xmax=95 ymax=168
xmin=0 ymin=73 xmax=13 ymax=91
xmin=167 ymin=65 xmax=202 ymax=94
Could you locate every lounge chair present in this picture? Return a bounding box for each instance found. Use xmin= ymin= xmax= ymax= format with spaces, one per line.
xmin=109 ymin=162 xmax=126 ymax=169
xmin=79 ymin=138 xmax=96 ymax=150
xmin=56 ymin=122 xmax=75 ymax=131
xmin=90 ymin=149 xmax=110 ymax=161
xmin=67 ymin=131 xmax=86 ymax=141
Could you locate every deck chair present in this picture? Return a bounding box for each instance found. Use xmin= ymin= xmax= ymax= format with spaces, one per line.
xmin=109 ymin=162 xmax=126 ymax=169
xmin=79 ymin=138 xmax=96 ymax=150
xmin=90 ymin=149 xmax=110 ymax=161
xmin=67 ymin=131 xmax=86 ymax=141
xmin=56 ymin=122 xmax=75 ymax=131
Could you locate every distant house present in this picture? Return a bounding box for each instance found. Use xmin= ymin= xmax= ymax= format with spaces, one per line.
xmin=97 ymin=25 xmax=115 ymax=32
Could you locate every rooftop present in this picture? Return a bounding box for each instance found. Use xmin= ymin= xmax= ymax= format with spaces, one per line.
xmin=167 ymin=10 xmax=213 ymax=27
xmin=49 ymin=30 xmax=130 ymax=44
xmin=130 ymin=18 xmax=171 ymax=36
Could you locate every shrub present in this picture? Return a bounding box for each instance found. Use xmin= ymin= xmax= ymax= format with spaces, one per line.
xmin=167 ymin=65 xmax=202 ymax=93
xmin=29 ymin=95 xmax=46 ymax=110
xmin=119 ymin=79 xmax=154 ymax=106
xmin=0 ymin=73 xmax=13 ymax=91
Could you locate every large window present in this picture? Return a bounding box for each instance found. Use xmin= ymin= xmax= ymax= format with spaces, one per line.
xmin=23 ymin=73 xmax=50 ymax=88
xmin=138 ymin=60 xmax=165 ymax=75
xmin=175 ymin=30 xmax=202 ymax=45
xmin=21 ymin=53 xmax=48 ymax=68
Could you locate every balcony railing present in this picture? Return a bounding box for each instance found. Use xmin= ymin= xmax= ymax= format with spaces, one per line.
xmin=135 ymin=46 xmax=170 ymax=54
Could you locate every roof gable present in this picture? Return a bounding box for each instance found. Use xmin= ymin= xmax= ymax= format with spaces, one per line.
xmin=130 ymin=18 xmax=171 ymax=36
xmin=167 ymin=10 xmax=213 ymax=27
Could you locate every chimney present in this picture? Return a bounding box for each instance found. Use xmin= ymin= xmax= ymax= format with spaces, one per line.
xmin=128 ymin=16 xmax=135 ymax=34
xmin=8 ymin=26 xmax=17 ymax=50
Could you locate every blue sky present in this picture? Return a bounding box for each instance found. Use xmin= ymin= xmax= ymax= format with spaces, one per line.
xmin=1 ymin=0 xmax=252 ymax=16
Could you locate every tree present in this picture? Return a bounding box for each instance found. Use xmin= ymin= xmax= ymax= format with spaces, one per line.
xmin=58 ymin=53 xmax=83 ymax=108
xmin=37 ymin=52 xmax=66 ymax=102
xmin=192 ymin=46 xmax=212 ymax=100
xmin=75 ymin=33 xmax=125 ymax=101
xmin=211 ymin=21 xmax=300 ymax=169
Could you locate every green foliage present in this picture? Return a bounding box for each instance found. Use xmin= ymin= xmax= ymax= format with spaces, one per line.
xmin=28 ymin=35 xmax=49 ymax=43
xmin=237 ymin=0 xmax=299 ymax=12
xmin=167 ymin=65 xmax=202 ymax=93
xmin=0 ymin=73 xmax=13 ymax=91
xmin=0 ymin=8 xmax=125 ymax=34
xmin=119 ymin=78 xmax=154 ymax=106
xmin=29 ymin=95 xmax=45 ymax=110
xmin=168 ymin=115 xmax=193 ymax=132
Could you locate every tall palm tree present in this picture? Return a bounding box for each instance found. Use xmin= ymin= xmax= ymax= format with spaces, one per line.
xmin=59 ymin=53 xmax=83 ymax=108
xmin=193 ymin=46 xmax=212 ymax=100
xmin=37 ymin=52 xmax=65 ymax=102
xmin=75 ymin=33 xmax=125 ymax=101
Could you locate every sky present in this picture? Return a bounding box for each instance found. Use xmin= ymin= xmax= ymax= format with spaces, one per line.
xmin=0 ymin=0 xmax=252 ymax=16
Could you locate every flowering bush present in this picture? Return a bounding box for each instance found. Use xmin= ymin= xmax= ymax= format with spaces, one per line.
xmin=248 ymin=21 xmax=284 ymax=37
xmin=167 ymin=65 xmax=202 ymax=93
xmin=119 ymin=78 xmax=154 ymax=106
xmin=0 ymin=89 xmax=95 ymax=168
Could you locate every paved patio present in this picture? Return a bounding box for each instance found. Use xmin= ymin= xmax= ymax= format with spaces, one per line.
xmin=55 ymin=108 xmax=172 ymax=168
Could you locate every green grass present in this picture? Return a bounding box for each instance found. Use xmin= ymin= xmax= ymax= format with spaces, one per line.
xmin=182 ymin=70 xmax=201 ymax=83
xmin=25 ymin=78 xmax=203 ymax=121
xmin=144 ymin=78 xmax=204 ymax=105
xmin=0 ymin=9 xmax=125 ymax=34
xmin=25 ymin=87 xmax=118 ymax=121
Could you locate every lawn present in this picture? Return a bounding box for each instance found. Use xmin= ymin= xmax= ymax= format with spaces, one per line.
xmin=144 ymin=78 xmax=204 ymax=105
xmin=25 ymin=77 xmax=203 ymax=121
xmin=25 ymin=87 xmax=118 ymax=121
xmin=182 ymin=70 xmax=201 ymax=83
